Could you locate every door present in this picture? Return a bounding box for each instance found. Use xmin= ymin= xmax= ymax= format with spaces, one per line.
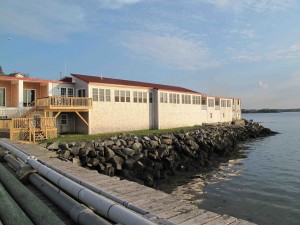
xmin=23 ymin=89 xmax=35 ymax=106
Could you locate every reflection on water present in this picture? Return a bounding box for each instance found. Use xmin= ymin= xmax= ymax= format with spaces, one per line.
xmin=160 ymin=112 xmax=300 ymax=225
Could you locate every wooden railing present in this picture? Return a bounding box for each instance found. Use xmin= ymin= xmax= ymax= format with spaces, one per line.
xmin=0 ymin=107 xmax=33 ymax=118
xmin=36 ymin=96 xmax=92 ymax=109
xmin=10 ymin=117 xmax=57 ymax=142
xmin=0 ymin=119 xmax=12 ymax=130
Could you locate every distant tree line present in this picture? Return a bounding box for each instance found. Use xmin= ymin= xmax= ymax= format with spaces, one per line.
xmin=242 ymin=108 xmax=300 ymax=113
xmin=0 ymin=65 xmax=30 ymax=77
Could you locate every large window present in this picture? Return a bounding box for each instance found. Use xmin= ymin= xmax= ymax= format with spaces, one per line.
xmin=0 ymin=88 xmax=5 ymax=106
xmin=208 ymin=99 xmax=215 ymax=107
xmin=115 ymin=90 xmax=120 ymax=102
xmin=182 ymin=94 xmax=191 ymax=104
xmin=227 ymin=100 xmax=231 ymax=107
xmin=149 ymin=92 xmax=153 ymax=103
xmin=192 ymin=95 xmax=201 ymax=105
xmin=169 ymin=93 xmax=180 ymax=104
xmin=106 ymin=90 xmax=111 ymax=102
xmin=92 ymin=88 xmax=98 ymax=101
xmin=221 ymin=100 xmax=226 ymax=107
xmin=23 ymin=89 xmax=35 ymax=107
xmin=77 ymin=89 xmax=86 ymax=97
xmin=160 ymin=93 xmax=168 ymax=103
xmin=92 ymin=88 xmax=111 ymax=102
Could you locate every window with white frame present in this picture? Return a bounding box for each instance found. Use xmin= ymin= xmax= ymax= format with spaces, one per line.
xmin=182 ymin=94 xmax=191 ymax=104
xmin=227 ymin=100 xmax=231 ymax=107
xmin=106 ymin=89 xmax=111 ymax=102
xmin=99 ymin=89 xmax=105 ymax=101
xmin=143 ymin=92 xmax=147 ymax=103
xmin=221 ymin=100 xmax=226 ymax=107
xmin=208 ymin=99 xmax=215 ymax=107
xmin=77 ymin=89 xmax=86 ymax=97
xmin=138 ymin=92 xmax=143 ymax=103
xmin=126 ymin=91 xmax=130 ymax=102
xmin=92 ymin=88 xmax=98 ymax=101
xmin=133 ymin=91 xmax=138 ymax=103
xmin=120 ymin=90 xmax=125 ymax=102
xmin=0 ymin=88 xmax=5 ymax=106
xmin=61 ymin=114 xmax=68 ymax=125
xmin=115 ymin=90 xmax=120 ymax=102
xmin=160 ymin=93 xmax=167 ymax=103
xmin=192 ymin=95 xmax=201 ymax=105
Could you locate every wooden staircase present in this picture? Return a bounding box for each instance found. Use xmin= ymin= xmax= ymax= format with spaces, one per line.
xmin=33 ymin=129 xmax=46 ymax=141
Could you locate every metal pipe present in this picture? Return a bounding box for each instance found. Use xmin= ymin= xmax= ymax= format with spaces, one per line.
xmin=41 ymin=160 xmax=149 ymax=215
xmin=29 ymin=174 xmax=112 ymax=225
xmin=4 ymin=154 xmax=112 ymax=225
xmin=0 ymin=182 xmax=33 ymax=225
xmin=0 ymin=163 xmax=65 ymax=225
xmin=0 ymin=140 xmax=156 ymax=225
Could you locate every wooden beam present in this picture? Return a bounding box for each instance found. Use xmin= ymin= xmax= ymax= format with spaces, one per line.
xmin=54 ymin=111 xmax=61 ymax=119
xmin=75 ymin=111 xmax=89 ymax=126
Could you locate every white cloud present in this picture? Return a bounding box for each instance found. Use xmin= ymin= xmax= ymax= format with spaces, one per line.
xmin=230 ymin=29 xmax=256 ymax=39
xmin=94 ymin=0 xmax=143 ymax=9
xmin=0 ymin=0 xmax=88 ymax=42
xmin=232 ymin=43 xmax=300 ymax=62
xmin=121 ymin=33 xmax=220 ymax=70
xmin=202 ymin=0 xmax=297 ymax=12
xmin=258 ymin=80 xmax=269 ymax=89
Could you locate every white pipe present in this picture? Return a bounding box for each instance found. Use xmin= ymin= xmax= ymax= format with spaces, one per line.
xmin=40 ymin=160 xmax=149 ymax=215
xmin=3 ymin=154 xmax=112 ymax=225
xmin=0 ymin=140 xmax=156 ymax=225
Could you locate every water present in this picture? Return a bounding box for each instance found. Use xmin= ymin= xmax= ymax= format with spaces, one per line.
xmin=197 ymin=112 xmax=300 ymax=225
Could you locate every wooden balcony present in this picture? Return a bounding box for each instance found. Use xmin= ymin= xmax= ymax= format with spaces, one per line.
xmin=36 ymin=96 xmax=92 ymax=112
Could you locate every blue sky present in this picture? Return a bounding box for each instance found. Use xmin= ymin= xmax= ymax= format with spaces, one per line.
xmin=1 ymin=0 xmax=300 ymax=109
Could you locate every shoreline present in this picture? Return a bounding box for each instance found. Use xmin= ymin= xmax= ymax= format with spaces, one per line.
xmin=45 ymin=119 xmax=278 ymax=188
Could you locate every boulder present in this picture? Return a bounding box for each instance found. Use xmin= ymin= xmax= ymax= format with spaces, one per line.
xmin=132 ymin=143 xmax=142 ymax=154
xmin=110 ymin=155 xmax=124 ymax=171
xmin=104 ymin=147 xmax=115 ymax=161
xmin=47 ymin=141 xmax=60 ymax=151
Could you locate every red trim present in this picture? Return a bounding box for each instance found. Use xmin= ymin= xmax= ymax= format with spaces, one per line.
xmin=0 ymin=75 xmax=71 ymax=84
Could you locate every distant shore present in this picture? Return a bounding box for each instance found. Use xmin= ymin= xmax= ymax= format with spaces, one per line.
xmin=242 ymin=108 xmax=300 ymax=113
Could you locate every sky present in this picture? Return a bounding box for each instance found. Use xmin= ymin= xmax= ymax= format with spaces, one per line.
xmin=0 ymin=0 xmax=300 ymax=109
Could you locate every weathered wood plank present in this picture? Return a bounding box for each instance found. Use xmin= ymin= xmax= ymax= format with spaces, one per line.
xmin=170 ymin=209 xmax=219 ymax=224
xmin=155 ymin=204 xmax=196 ymax=219
xmin=202 ymin=214 xmax=237 ymax=225
xmin=230 ymin=219 xmax=256 ymax=225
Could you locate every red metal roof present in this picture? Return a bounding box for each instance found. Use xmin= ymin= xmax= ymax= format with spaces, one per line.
xmin=71 ymin=73 xmax=201 ymax=94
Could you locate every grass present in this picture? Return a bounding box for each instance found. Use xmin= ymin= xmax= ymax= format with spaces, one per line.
xmin=43 ymin=125 xmax=203 ymax=143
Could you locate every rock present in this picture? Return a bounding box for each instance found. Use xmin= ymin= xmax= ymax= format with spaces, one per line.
xmin=110 ymin=155 xmax=124 ymax=171
xmin=161 ymin=138 xmax=172 ymax=145
xmin=72 ymin=157 xmax=81 ymax=166
xmin=62 ymin=150 xmax=70 ymax=159
xmin=124 ymin=158 xmax=136 ymax=170
xmin=69 ymin=146 xmax=80 ymax=156
xmin=143 ymin=136 xmax=151 ymax=141
xmin=47 ymin=141 xmax=60 ymax=150
xmin=132 ymin=143 xmax=142 ymax=154
xmin=103 ymin=140 xmax=114 ymax=147
xmin=104 ymin=147 xmax=115 ymax=160
xmin=149 ymin=140 xmax=159 ymax=148
xmin=123 ymin=148 xmax=135 ymax=157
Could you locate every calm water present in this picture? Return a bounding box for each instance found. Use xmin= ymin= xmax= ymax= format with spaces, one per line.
xmin=198 ymin=112 xmax=300 ymax=225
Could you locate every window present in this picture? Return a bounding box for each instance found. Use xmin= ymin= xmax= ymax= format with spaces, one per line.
xmin=33 ymin=114 xmax=40 ymax=119
xmin=169 ymin=93 xmax=173 ymax=104
xmin=0 ymin=88 xmax=5 ymax=106
xmin=138 ymin=92 xmax=143 ymax=103
xmin=208 ymin=99 xmax=214 ymax=107
xmin=23 ymin=89 xmax=35 ymax=107
xmin=160 ymin=93 xmax=167 ymax=103
xmin=201 ymin=97 xmax=207 ymax=105
xmin=115 ymin=90 xmax=120 ymax=102
xmin=223 ymin=113 xmax=225 ymax=118
xmin=177 ymin=94 xmax=180 ymax=104
xmin=133 ymin=91 xmax=138 ymax=103
xmin=182 ymin=94 xmax=191 ymax=104
xmin=192 ymin=95 xmax=201 ymax=105
xmin=99 ymin=89 xmax=105 ymax=102
xmin=221 ymin=100 xmax=226 ymax=107
xmin=237 ymin=99 xmax=240 ymax=105
xmin=215 ymin=99 xmax=220 ymax=106
xmin=61 ymin=88 xmax=67 ymax=96
xmin=120 ymin=90 xmax=125 ymax=102
xmin=210 ymin=113 xmax=213 ymax=118
xmin=126 ymin=91 xmax=130 ymax=102
xmin=143 ymin=92 xmax=147 ymax=103
xmin=149 ymin=92 xmax=153 ymax=103
xmin=182 ymin=94 xmax=185 ymax=104
xmin=227 ymin=100 xmax=231 ymax=107
xmin=61 ymin=114 xmax=67 ymax=125
xmin=68 ymin=88 xmax=74 ymax=97
xmin=92 ymin=88 xmax=98 ymax=101
xmin=106 ymin=90 xmax=111 ymax=102
xmin=77 ymin=89 xmax=86 ymax=97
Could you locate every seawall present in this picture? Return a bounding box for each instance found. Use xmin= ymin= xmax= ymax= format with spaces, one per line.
xmin=47 ymin=120 xmax=277 ymax=187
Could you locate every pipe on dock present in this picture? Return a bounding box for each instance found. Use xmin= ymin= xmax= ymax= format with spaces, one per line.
xmin=29 ymin=173 xmax=113 ymax=225
xmin=0 ymin=182 xmax=33 ymax=225
xmin=0 ymin=163 xmax=65 ymax=225
xmin=41 ymin=160 xmax=149 ymax=215
xmin=0 ymin=140 xmax=156 ymax=225
xmin=4 ymin=154 xmax=112 ymax=225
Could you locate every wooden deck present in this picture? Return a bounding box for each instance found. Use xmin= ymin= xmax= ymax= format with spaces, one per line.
xmin=0 ymin=138 xmax=255 ymax=225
